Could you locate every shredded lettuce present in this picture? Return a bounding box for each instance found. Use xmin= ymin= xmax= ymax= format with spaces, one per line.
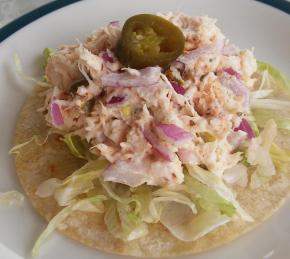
xmin=154 ymin=168 xmax=234 ymax=241
xmin=184 ymin=175 xmax=236 ymax=217
xmin=37 ymin=159 xmax=109 ymax=206
xmin=32 ymin=195 xmax=106 ymax=256
xmin=257 ymin=61 xmax=290 ymax=95
xmin=247 ymin=120 xmax=277 ymax=189
xmin=117 ymin=202 xmax=148 ymax=241
xmin=185 ymin=164 xmax=253 ymax=222
xmin=250 ymin=98 xmax=290 ymax=111
xmin=249 ymin=150 xmax=275 ymax=189
xmin=100 ymin=180 xmax=129 ymax=203
xmin=63 ymin=134 xmax=88 ymax=159
xmin=252 ymin=62 xmax=290 ymax=133
xmin=271 ymin=143 xmax=290 ymax=163
xmin=149 ymin=189 xmax=197 ymax=222
xmin=270 ymin=143 xmax=290 ymax=173
xmin=240 ymin=156 xmax=250 ymax=167
xmin=0 ymin=191 xmax=24 ymax=206
xmin=252 ymin=109 xmax=290 ymax=132
xmin=131 ymin=185 xmax=155 ymax=223
xmin=55 ymin=159 xmax=108 ymax=206
xmin=14 ymin=53 xmax=51 ymax=89
xmin=160 ymin=202 xmax=230 ymax=241
xmin=104 ymin=202 xmax=123 ymax=239
xmin=260 ymin=119 xmax=277 ymax=149
xmin=245 ymin=113 xmax=260 ymax=136
xmin=9 ymin=135 xmax=48 ymax=155
xmin=62 ymin=159 xmax=108 ymax=185
xmin=100 ymin=180 xmax=141 ymax=211
xmin=103 ymin=182 xmax=198 ymax=241
xmin=250 ymin=89 xmax=273 ymax=99
xmin=42 ymin=48 xmax=54 ymax=70
xmin=104 ymin=200 xmax=148 ymax=241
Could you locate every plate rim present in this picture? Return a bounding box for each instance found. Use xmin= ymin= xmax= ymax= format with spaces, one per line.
xmin=1 ymin=0 xmax=290 ymax=44
xmin=0 ymin=0 xmax=290 ymax=44
xmin=0 ymin=0 xmax=81 ymax=43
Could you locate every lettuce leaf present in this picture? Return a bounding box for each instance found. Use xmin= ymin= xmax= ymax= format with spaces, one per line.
xmin=250 ymin=98 xmax=290 ymax=111
xmin=252 ymin=109 xmax=290 ymax=132
xmin=252 ymin=62 xmax=290 ymax=134
xmin=42 ymin=48 xmax=54 ymax=70
xmin=252 ymin=62 xmax=290 ymax=132
xmin=55 ymin=159 xmax=108 ymax=206
xmin=271 ymin=143 xmax=290 ymax=163
xmin=131 ymin=185 xmax=155 ymax=223
xmin=100 ymin=180 xmax=129 ymax=203
xmin=63 ymin=134 xmax=88 ymax=159
xmin=101 ymin=180 xmax=141 ymax=206
xmin=149 ymin=189 xmax=197 ymax=222
xmin=270 ymin=143 xmax=290 ymax=173
xmin=185 ymin=164 xmax=253 ymax=222
xmin=250 ymin=89 xmax=273 ymax=99
xmin=9 ymin=135 xmax=48 ymax=155
xmin=14 ymin=53 xmax=51 ymax=89
xmin=32 ymin=195 xmax=107 ymax=256
xmin=246 ymin=113 xmax=260 ymax=136
xmin=260 ymin=119 xmax=277 ymax=150
xmin=36 ymin=159 xmax=109 ymax=206
xmin=103 ymin=181 xmax=198 ymax=240
xmin=184 ymin=174 xmax=236 ymax=217
xmin=159 ymin=202 xmax=230 ymax=241
xmin=104 ymin=200 xmax=148 ymax=241
xmin=247 ymin=120 xmax=277 ymax=189
xmin=257 ymin=61 xmax=290 ymax=95
xmin=117 ymin=202 xmax=148 ymax=241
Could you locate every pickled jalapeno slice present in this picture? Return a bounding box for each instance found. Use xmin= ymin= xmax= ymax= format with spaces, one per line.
xmin=116 ymin=14 xmax=185 ymax=69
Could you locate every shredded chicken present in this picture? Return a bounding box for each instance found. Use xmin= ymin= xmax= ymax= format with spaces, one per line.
xmin=43 ymin=12 xmax=257 ymax=187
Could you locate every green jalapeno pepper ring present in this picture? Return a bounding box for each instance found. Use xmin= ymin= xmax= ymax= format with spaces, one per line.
xmin=116 ymin=14 xmax=185 ymax=69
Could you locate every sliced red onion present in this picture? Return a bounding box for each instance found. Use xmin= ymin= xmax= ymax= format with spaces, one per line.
xmin=170 ymin=81 xmax=185 ymax=95
xmin=177 ymin=45 xmax=210 ymax=65
xmin=101 ymin=51 xmax=114 ymax=63
xmin=101 ymin=66 xmax=161 ymax=88
xmin=143 ymin=129 xmax=174 ymax=161
xmin=107 ymin=95 xmax=125 ymax=104
xmin=109 ymin=21 xmax=119 ymax=27
xmin=223 ymin=67 xmax=242 ymax=80
xmin=220 ymin=73 xmax=249 ymax=111
xmin=156 ymin=123 xmax=192 ymax=142
xmin=234 ymin=118 xmax=255 ymax=139
xmin=51 ymin=101 xmax=64 ymax=126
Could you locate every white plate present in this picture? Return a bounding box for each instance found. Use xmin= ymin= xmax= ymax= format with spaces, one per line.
xmin=0 ymin=0 xmax=290 ymax=258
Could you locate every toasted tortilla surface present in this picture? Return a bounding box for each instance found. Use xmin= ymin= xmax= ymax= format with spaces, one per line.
xmin=13 ymin=91 xmax=290 ymax=257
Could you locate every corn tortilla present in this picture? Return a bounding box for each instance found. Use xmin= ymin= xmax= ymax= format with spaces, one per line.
xmin=13 ymin=91 xmax=290 ymax=257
